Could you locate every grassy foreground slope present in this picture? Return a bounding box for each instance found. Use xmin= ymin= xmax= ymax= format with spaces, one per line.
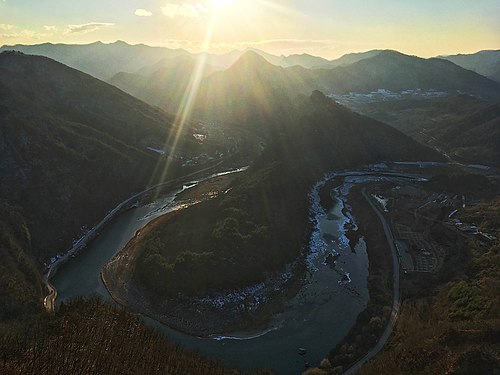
xmin=0 ymin=298 xmax=273 ymax=375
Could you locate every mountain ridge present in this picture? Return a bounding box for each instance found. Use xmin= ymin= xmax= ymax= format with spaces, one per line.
xmin=317 ymin=50 xmax=500 ymax=99
xmin=4 ymin=40 xmax=500 ymax=83
xmin=108 ymin=47 xmax=500 ymax=128
xmin=440 ymin=49 xmax=500 ymax=83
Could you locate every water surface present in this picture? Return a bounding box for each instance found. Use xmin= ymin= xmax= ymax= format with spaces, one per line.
xmin=54 ymin=172 xmax=372 ymax=374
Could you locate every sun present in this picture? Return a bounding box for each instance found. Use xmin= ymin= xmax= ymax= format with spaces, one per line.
xmin=211 ymin=0 xmax=236 ymax=9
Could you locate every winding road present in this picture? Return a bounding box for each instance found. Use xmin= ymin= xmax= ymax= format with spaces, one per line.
xmin=43 ymin=278 xmax=57 ymax=313
xmin=342 ymin=187 xmax=401 ymax=375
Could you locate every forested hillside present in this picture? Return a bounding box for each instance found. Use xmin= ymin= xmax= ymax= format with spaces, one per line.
xmin=123 ymin=91 xmax=441 ymax=308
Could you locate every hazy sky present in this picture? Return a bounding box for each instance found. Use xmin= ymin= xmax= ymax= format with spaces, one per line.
xmin=0 ymin=0 xmax=499 ymax=59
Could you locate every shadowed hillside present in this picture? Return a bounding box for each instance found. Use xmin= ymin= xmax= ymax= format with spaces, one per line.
xmin=108 ymin=55 xmax=220 ymax=113
xmin=192 ymin=51 xmax=318 ymax=127
xmin=427 ymin=102 xmax=500 ymax=166
xmin=0 ymin=51 xmax=203 ymax=318
xmin=344 ymin=94 xmax=500 ymax=167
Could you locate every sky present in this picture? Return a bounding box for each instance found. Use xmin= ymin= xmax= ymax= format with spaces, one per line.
xmin=0 ymin=0 xmax=499 ymax=59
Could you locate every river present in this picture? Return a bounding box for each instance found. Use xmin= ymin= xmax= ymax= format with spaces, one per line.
xmin=53 ymin=164 xmax=429 ymax=374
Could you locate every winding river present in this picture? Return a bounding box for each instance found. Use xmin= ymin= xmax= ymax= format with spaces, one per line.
xmin=52 ymin=163 xmax=432 ymax=374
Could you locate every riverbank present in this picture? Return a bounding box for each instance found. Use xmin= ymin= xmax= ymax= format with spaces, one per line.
xmin=102 ymin=218 xmax=306 ymax=337
xmin=101 ymin=173 xmax=307 ymax=337
xmin=42 ymin=159 xmax=231 ymax=311
xmin=102 ymin=264 xmax=304 ymax=337
xmin=327 ymin=183 xmax=394 ymax=372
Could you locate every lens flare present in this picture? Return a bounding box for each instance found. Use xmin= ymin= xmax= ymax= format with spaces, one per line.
xmin=149 ymin=0 xmax=299 ymax=194
xmin=149 ymin=9 xmax=220 ymax=195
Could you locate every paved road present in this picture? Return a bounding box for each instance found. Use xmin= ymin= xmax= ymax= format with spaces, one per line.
xmin=43 ymin=277 xmax=57 ymax=313
xmin=343 ymin=188 xmax=401 ymax=375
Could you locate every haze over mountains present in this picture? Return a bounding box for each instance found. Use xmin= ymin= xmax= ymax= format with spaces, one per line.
xmin=441 ymin=50 xmax=500 ymax=83
xmin=5 ymin=40 xmax=496 ymax=168
xmin=105 ymin=48 xmax=500 ymax=121
xmin=0 ymin=41 xmax=190 ymax=80
xmin=0 ymin=41 xmax=328 ymax=79
xmin=0 ymin=40 xmax=336 ymax=79
xmin=3 ymin=40 xmax=500 ymax=86
xmin=108 ymin=55 xmax=220 ymax=114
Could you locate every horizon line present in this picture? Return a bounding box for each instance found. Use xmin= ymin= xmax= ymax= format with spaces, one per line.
xmin=1 ymin=39 xmax=499 ymax=61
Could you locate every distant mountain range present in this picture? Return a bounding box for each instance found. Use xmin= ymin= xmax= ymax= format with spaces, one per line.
xmin=108 ymin=48 xmax=500 ymax=122
xmin=0 ymin=41 xmax=330 ymax=79
xmin=3 ymin=40 xmax=499 ymax=85
xmin=0 ymin=41 xmax=192 ymax=80
xmin=313 ymin=49 xmax=384 ymax=69
xmin=4 ymin=41 xmax=496 ymax=168
xmin=440 ymin=50 xmax=500 ymax=83
xmin=314 ymin=50 xmax=500 ymax=99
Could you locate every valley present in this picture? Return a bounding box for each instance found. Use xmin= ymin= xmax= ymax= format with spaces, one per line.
xmin=0 ymin=21 xmax=499 ymax=375
xmin=47 ymin=160 xmax=498 ymax=375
